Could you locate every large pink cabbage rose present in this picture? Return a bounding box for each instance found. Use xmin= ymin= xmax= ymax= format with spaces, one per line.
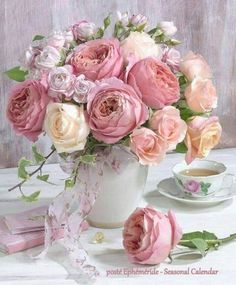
xmin=68 ymin=38 xmax=123 ymax=81
xmin=86 ymin=77 xmax=148 ymax=143
xmin=7 ymin=80 xmax=50 ymax=141
xmin=123 ymin=206 xmax=183 ymax=265
xmin=125 ymin=57 xmax=180 ymax=109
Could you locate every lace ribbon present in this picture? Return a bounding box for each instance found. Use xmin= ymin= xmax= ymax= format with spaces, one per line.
xmin=33 ymin=146 xmax=136 ymax=278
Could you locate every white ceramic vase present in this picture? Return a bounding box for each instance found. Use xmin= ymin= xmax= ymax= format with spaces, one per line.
xmin=87 ymin=159 xmax=148 ymax=228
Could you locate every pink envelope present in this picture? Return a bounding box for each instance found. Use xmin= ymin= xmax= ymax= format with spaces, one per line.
xmin=4 ymin=206 xmax=48 ymax=234
xmin=0 ymin=218 xmax=45 ymax=254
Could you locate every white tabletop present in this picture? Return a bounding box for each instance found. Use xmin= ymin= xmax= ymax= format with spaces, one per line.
xmin=0 ymin=148 xmax=236 ymax=285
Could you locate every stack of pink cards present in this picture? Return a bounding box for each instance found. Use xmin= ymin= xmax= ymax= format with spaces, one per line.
xmin=0 ymin=206 xmax=47 ymax=254
xmin=0 ymin=206 xmax=89 ymax=254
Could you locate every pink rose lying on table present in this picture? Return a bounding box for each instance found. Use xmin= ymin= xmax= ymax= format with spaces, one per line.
xmin=149 ymin=106 xmax=187 ymax=151
xmin=68 ymin=38 xmax=123 ymax=81
xmin=125 ymin=57 xmax=180 ymax=109
xmin=184 ymin=77 xmax=217 ymax=113
xmin=7 ymin=80 xmax=50 ymax=141
xmin=123 ymin=206 xmax=182 ymax=265
xmin=87 ymin=77 xmax=148 ymax=144
xmin=130 ymin=127 xmax=167 ymax=165
xmin=180 ymin=51 xmax=212 ymax=81
xmin=185 ymin=116 xmax=222 ymax=164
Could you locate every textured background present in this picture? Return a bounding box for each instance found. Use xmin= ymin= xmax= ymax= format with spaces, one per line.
xmin=0 ymin=0 xmax=235 ymax=168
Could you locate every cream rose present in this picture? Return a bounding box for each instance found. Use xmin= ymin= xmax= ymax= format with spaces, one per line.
xmin=120 ymin=31 xmax=162 ymax=63
xmin=44 ymin=103 xmax=90 ymax=153
xmin=185 ymin=116 xmax=222 ymax=164
xmin=184 ymin=77 xmax=217 ymax=113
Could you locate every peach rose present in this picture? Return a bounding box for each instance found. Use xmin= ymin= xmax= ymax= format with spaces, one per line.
xmin=184 ymin=77 xmax=217 ymax=113
xmin=123 ymin=207 xmax=183 ymax=265
xmin=126 ymin=57 xmax=180 ymax=109
xmin=180 ymin=51 xmax=212 ymax=81
xmin=44 ymin=103 xmax=90 ymax=153
xmin=185 ymin=116 xmax=222 ymax=164
xmin=149 ymin=106 xmax=187 ymax=151
xmin=130 ymin=127 xmax=167 ymax=165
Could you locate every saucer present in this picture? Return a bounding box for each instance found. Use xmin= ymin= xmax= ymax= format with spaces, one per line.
xmin=157 ymin=177 xmax=236 ymax=205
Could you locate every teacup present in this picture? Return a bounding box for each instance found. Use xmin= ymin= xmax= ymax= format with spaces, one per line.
xmin=172 ymin=160 xmax=235 ymax=198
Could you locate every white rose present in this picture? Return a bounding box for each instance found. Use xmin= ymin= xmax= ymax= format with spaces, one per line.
xmin=47 ymin=32 xmax=65 ymax=49
xmin=158 ymin=21 xmax=177 ymax=36
xmin=73 ymin=74 xmax=94 ymax=103
xmin=120 ymin=32 xmax=162 ymax=63
xmin=35 ymin=46 xmax=61 ymax=69
xmin=19 ymin=45 xmax=41 ymax=70
xmin=44 ymin=103 xmax=90 ymax=153
xmin=117 ymin=11 xmax=129 ymax=26
xmin=48 ymin=65 xmax=75 ymax=98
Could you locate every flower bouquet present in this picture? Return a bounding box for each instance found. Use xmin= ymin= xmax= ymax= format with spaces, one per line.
xmin=4 ymin=12 xmax=223 ymax=274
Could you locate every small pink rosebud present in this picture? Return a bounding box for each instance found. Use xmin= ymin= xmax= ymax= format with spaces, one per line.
xmin=130 ymin=14 xmax=148 ymax=28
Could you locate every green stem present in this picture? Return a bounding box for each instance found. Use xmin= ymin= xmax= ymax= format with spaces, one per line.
xmin=179 ymin=239 xmax=221 ymax=246
xmin=219 ymin=233 xmax=236 ymax=244
xmin=8 ymin=148 xmax=56 ymax=192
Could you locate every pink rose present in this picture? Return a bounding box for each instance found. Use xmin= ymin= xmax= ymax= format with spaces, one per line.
xmin=72 ymin=21 xmax=97 ymax=42
xmin=7 ymin=80 xmax=50 ymax=141
xmin=87 ymin=77 xmax=148 ymax=144
xmin=126 ymin=57 xmax=180 ymax=109
xmin=180 ymin=51 xmax=212 ymax=81
xmin=68 ymin=38 xmax=123 ymax=81
xmin=123 ymin=207 xmax=183 ymax=265
xmin=130 ymin=127 xmax=167 ymax=165
xmin=162 ymin=47 xmax=181 ymax=72
xmin=149 ymin=106 xmax=187 ymax=151
xmin=185 ymin=116 xmax=222 ymax=164
xmin=184 ymin=77 xmax=217 ymax=113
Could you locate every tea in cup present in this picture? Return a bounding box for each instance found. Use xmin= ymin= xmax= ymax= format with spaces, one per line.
xmin=172 ymin=160 xmax=235 ymax=198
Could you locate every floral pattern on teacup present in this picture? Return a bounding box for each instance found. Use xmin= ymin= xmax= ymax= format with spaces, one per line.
xmin=177 ymin=178 xmax=211 ymax=195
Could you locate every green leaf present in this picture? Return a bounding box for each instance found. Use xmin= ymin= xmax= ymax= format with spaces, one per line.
xmin=181 ymin=231 xmax=204 ymax=239
xmin=65 ymin=178 xmax=75 ymax=189
xmin=4 ymin=66 xmax=28 ymax=82
xmin=93 ymin=28 xmax=104 ymax=39
xmin=164 ymin=38 xmax=181 ymax=46
xmin=37 ymin=174 xmax=49 ymax=182
xmin=136 ymin=23 xmax=146 ymax=32
xmin=202 ymin=230 xmax=218 ymax=240
xmin=175 ymin=142 xmax=188 ymax=153
xmin=103 ymin=15 xmax=111 ymax=29
xmin=79 ymin=154 xmax=97 ymax=164
xmin=33 ymin=34 xmax=45 ymax=41
xmin=18 ymin=158 xmax=32 ymax=180
xmin=21 ymin=191 xmax=41 ymax=202
xmin=32 ymin=145 xmax=46 ymax=164
xmin=191 ymin=238 xmax=208 ymax=256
